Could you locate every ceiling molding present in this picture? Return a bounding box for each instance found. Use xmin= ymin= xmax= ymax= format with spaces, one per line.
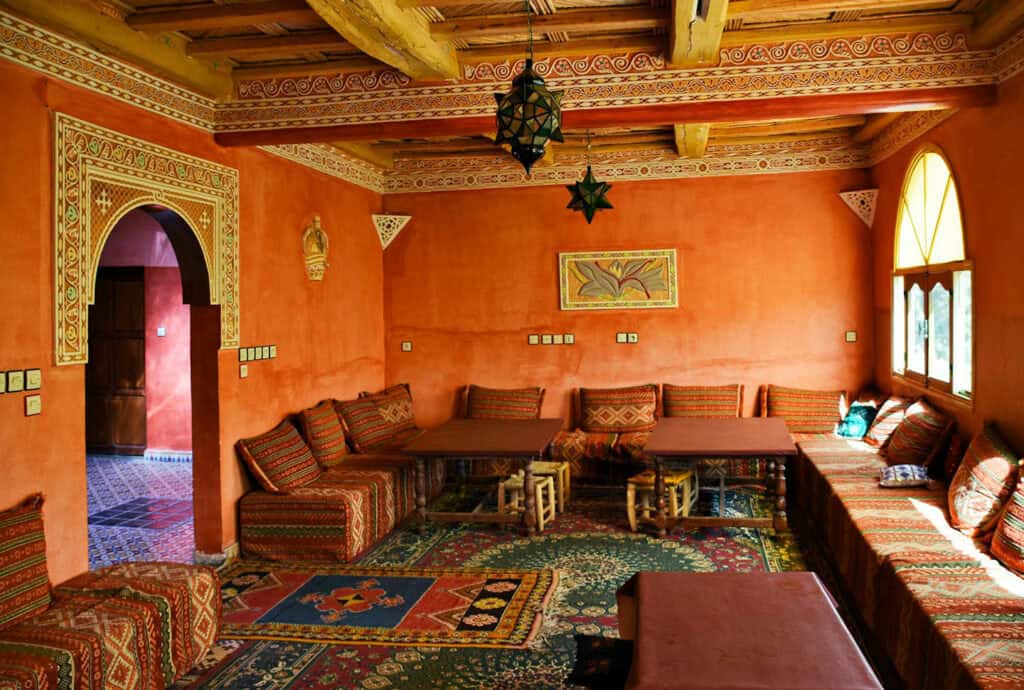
xmin=259 ymin=144 xmax=387 ymax=193
xmin=868 ymin=109 xmax=958 ymax=165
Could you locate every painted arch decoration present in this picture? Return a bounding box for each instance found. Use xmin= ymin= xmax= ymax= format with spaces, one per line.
xmin=54 ymin=113 xmax=240 ymax=365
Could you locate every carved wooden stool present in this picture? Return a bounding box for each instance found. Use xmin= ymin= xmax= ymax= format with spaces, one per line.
xmin=532 ymin=460 xmax=571 ymax=512
xmin=626 ymin=469 xmax=696 ymax=532
xmin=498 ymin=471 xmax=557 ymax=532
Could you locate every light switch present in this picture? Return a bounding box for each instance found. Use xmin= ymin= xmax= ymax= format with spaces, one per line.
xmin=25 ymin=369 xmax=41 ymax=390
xmin=627 ymin=333 xmax=639 ymax=344
xmin=553 ymin=334 xmax=564 ymax=345
xmin=270 ymin=345 xmax=278 ymax=358
xmin=0 ymin=375 xmax=5 ymax=394
xmin=845 ymin=330 xmax=858 ymax=343
xmin=401 ymin=341 xmax=413 ymax=352
xmin=261 ymin=346 xmax=271 ymax=360
xmin=239 ymin=364 xmax=248 ymax=378
xmin=616 ymin=332 xmax=628 ymax=344
xmin=156 ymin=326 xmax=166 ymax=337
xmin=564 ymin=334 xmax=574 ymax=345
xmin=6 ymin=371 xmax=24 ymax=393
xmin=541 ymin=334 xmax=553 ymax=345
xmin=528 ymin=334 xmax=540 ymax=345
xmin=25 ymin=395 xmax=41 ymax=416
xmin=239 ymin=348 xmax=248 ymax=362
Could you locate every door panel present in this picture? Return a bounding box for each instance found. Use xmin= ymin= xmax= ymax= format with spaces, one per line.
xmin=86 ymin=267 xmax=146 ymax=455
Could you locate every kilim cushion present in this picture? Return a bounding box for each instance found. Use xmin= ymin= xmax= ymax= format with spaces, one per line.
xmin=879 ymin=464 xmax=930 ymax=488
xmin=466 ymin=384 xmax=544 ymax=420
xmin=948 ymin=425 xmax=1020 ymax=537
xmin=335 ymin=397 xmax=396 ymax=452
xmin=616 ymin=432 xmax=651 ymax=462
xmin=662 ymin=384 xmax=742 ymax=418
xmin=992 ymin=475 xmax=1024 ymax=576
xmin=579 ymin=385 xmax=657 ymax=434
xmin=298 ymin=400 xmax=349 ymax=468
xmin=761 ymin=385 xmax=846 ymax=434
xmin=359 ymin=384 xmax=417 ymax=437
xmin=863 ymin=396 xmax=912 ymax=448
xmin=237 ymin=421 xmax=322 ymax=494
xmin=884 ymin=399 xmax=953 ymax=467
xmin=0 ymin=494 xmax=51 ymax=632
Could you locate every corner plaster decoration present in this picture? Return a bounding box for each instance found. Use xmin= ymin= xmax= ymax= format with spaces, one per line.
xmin=302 ymin=215 xmax=329 ymax=280
xmin=839 ymin=189 xmax=879 ymax=228
xmin=373 ymin=214 xmax=411 ymax=250
xmin=54 ymin=113 xmax=240 ymax=365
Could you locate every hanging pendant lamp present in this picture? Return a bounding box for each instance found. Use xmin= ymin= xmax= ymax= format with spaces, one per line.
xmin=566 ymin=131 xmax=613 ymax=223
xmin=493 ymin=0 xmax=564 ymax=175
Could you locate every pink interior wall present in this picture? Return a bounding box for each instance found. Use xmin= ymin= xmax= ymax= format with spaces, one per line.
xmin=98 ymin=209 xmax=179 ymax=268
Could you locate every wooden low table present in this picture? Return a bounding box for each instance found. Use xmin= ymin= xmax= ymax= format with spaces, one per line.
xmin=401 ymin=418 xmax=563 ymax=535
xmin=617 ymin=572 xmax=882 ymax=690
xmin=644 ymin=417 xmax=797 ymax=533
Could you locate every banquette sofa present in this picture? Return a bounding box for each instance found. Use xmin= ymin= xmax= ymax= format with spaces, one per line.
xmin=0 ymin=494 xmax=220 ymax=689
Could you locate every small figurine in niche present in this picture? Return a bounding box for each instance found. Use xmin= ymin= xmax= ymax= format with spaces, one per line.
xmin=303 ymin=215 xmax=329 ymax=281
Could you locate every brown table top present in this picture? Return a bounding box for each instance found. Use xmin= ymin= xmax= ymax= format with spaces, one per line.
xmin=400 ymin=418 xmax=564 ymax=457
xmin=624 ymin=572 xmax=882 ymax=690
xmin=644 ymin=417 xmax=797 ymax=456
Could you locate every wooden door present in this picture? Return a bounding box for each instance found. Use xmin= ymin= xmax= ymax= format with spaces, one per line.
xmin=86 ymin=267 xmax=147 ymax=455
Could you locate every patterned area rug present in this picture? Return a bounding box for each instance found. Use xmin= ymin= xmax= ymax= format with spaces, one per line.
xmin=219 ymin=563 xmax=557 ymax=649
xmin=178 ymin=487 xmax=806 ymax=689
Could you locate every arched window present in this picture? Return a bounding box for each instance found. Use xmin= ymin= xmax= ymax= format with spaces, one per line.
xmin=892 ymin=146 xmax=972 ymax=399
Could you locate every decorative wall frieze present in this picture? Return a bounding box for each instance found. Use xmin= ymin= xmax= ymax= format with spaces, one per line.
xmin=868 ymin=109 xmax=958 ymax=165
xmin=718 ymin=31 xmax=968 ymax=66
xmin=259 ymin=144 xmax=387 ymax=193
xmin=994 ymin=24 xmax=1024 ymax=82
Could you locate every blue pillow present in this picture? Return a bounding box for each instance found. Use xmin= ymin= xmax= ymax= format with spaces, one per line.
xmin=836 ymin=402 xmax=879 ymax=439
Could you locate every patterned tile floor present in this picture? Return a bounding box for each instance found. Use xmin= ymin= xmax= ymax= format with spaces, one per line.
xmin=87 ymin=454 xmax=195 ymax=569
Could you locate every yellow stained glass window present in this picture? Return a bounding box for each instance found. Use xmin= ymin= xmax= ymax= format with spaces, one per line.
xmin=895 ymin=149 xmax=965 ymax=269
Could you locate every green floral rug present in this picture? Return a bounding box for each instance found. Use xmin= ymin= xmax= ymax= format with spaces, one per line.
xmin=177 ymin=487 xmax=805 ymax=689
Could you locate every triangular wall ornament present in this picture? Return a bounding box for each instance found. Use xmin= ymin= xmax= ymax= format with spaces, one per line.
xmin=839 ymin=189 xmax=879 ymax=228
xmin=372 ymin=214 xmax=411 ymax=249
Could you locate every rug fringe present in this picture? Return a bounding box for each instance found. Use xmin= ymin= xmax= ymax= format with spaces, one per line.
xmin=529 ymin=568 xmax=572 ymax=651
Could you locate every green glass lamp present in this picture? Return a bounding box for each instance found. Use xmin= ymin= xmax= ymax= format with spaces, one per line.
xmin=566 ymin=131 xmax=613 ymax=223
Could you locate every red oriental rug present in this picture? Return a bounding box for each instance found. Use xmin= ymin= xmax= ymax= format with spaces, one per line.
xmin=218 ymin=561 xmax=558 ymax=649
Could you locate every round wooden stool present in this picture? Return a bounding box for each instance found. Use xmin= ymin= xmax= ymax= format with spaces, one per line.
xmin=532 ymin=460 xmax=571 ymax=512
xmin=498 ymin=471 xmax=557 ymax=532
xmin=626 ymin=468 xmax=697 ymax=532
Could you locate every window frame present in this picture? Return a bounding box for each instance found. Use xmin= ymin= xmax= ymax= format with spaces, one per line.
xmin=891 ymin=145 xmax=974 ymax=406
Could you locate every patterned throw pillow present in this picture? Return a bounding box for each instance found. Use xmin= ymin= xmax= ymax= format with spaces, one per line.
xmin=298 ymin=400 xmax=349 ymax=468
xmin=884 ymin=399 xmax=953 ymax=466
xmin=991 ymin=476 xmax=1024 ymax=576
xmin=360 ymin=384 xmax=417 ymax=436
xmin=762 ymin=385 xmax=846 ymax=433
xmin=335 ymin=397 xmax=396 ymax=452
xmin=836 ymin=402 xmax=880 ymax=439
xmin=948 ymin=425 xmax=1020 ymax=537
xmin=466 ymin=385 xmax=544 ymax=420
xmin=237 ymin=421 xmax=322 ymax=493
xmin=579 ymin=385 xmax=658 ymax=434
xmin=662 ymin=384 xmax=742 ymax=418
xmin=0 ymin=494 xmax=51 ymax=631
xmin=863 ymin=397 xmax=912 ymax=448
xmin=879 ymin=464 xmax=930 ymax=488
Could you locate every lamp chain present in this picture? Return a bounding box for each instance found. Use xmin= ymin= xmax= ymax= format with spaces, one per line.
xmin=586 ymin=130 xmax=592 ymax=167
xmin=525 ymin=0 xmax=534 ymax=61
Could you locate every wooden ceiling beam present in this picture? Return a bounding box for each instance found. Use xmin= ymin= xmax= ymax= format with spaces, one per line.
xmin=126 ymin=0 xmax=319 ymax=33
xmin=727 ymin=0 xmax=957 ymax=19
xmin=720 ymin=13 xmax=972 ymax=46
xmin=673 ymin=123 xmax=711 ymax=157
xmin=714 ymin=114 xmax=866 ymax=136
xmin=970 ymin=0 xmax=1024 ymax=48
xmin=305 ymin=0 xmax=459 ymax=80
xmin=187 ymin=31 xmax=355 ymax=58
xmin=432 ymin=7 xmax=667 ymax=40
xmin=214 ymin=84 xmax=995 ymax=146
xmin=670 ymin=0 xmax=730 ymax=68
xmin=460 ymin=35 xmax=663 ymax=62
xmin=333 ymin=142 xmax=395 ymax=168
xmin=851 ymin=112 xmax=903 ymax=143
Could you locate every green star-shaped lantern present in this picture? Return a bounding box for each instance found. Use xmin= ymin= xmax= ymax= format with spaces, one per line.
xmin=566 ymin=165 xmax=613 ymax=223
xmin=494 ymin=58 xmax=564 ymax=174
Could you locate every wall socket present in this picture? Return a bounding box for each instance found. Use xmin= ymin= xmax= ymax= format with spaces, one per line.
xmin=627 ymin=332 xmax=639 ymax=344
xmin=564 ymin=334 xmax=575 ymax=344
xmin=401 ymin=341 xmax=413 ymax=352
xmin=528 ymin=334 xmax=540 ymax=345
xmin=845 ymin=330 xmax=858 ymax=343
xmin=6 ymin=371 xmax=24 ymax=392
xmin=616 ymin=332 xmax=628 ymax=343
xmin=239 ymin=364 xmax=248 ymax=379
xmin=25 ymin=369 xmax=41 ymax=390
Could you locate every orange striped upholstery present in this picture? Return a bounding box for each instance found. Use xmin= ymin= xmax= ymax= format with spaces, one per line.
xmin=884 ymin=399 xmax=953 ymax=467
xmin=948 ymin=425 xmax=1020 ymax=537
xmin=864 ymin=396 xmax=912 ymax=448
xmin=237 ymin=421 xmax=322 ymax=494
xmin=662 ymin=384 xmax=742 ymax=418
xmin=298 ymin=400 xmax=349 ymax=468
xmin=0 ymin=494 xmax=50 ymax=632
xmin=579 ymin=385 xmax=657 ymax=434
xmin=466 ymin=385 xmax=544 ymax=420
xmin=992 ymin=474 xmax=1024 ymax=576
xmin=335 ymin=398 xmax=396 ymax=453
xmin=762 ymin=385 xmax=845 ymax=434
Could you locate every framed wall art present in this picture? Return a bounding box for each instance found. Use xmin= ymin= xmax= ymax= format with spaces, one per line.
xmin=559 ymin=249 xmax=678 ymax=311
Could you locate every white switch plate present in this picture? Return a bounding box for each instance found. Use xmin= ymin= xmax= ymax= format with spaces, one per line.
xmin=845 ymin=330 xmax=858 ymax=343
xmin=270 ymin=345 xmax=278 ymax=358
xmin=564 ymin=334 xmax=574 ymax=344
xmin=541 ymin=334 xmax=553 ymax=345
xmin=528 ymin=334 xmax=540 ymax=345
xmin=25 ymin=369 xmax=41 ymax=390
xmin=25 ymin=394 xmax=41 ymax=416
xmin=616 ymin=332 xmax=628 ymax=344
xmin=156 ymin=326 xmax=166 ymax=337
xmin=262 ymin=346 xmax=271 ymax=359
xmin=401 ymin=341 xmax=413 ymax=352
xmin=239 ymin=364 xmax=248 ymax=378
xmin=627 ymin=333 xmax=639 ymax=344
xmin=553 ymin=334 xmax=564 ymax=345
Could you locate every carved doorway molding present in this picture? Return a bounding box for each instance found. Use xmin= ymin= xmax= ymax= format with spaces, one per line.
xmin=53 ymin=113 xmax=239 ymax=365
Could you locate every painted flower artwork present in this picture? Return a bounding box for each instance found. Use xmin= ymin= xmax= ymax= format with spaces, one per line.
xmin=559 ymin=250 xmax=678 ymax=310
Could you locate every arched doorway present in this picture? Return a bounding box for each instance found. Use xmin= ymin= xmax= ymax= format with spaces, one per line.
xmin=85 ymin=205 xmax=221 ymax=567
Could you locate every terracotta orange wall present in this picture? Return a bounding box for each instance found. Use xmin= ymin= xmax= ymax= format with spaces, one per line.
xmin=383 ymin=169 xmax=876 ymax=426
xmin=870 ymin=73 xmax=1024 ymax=452
xmin=145 ymin=267 xmax=192 ymax=452
xmin=0 ymin=60 xmax=385 ymax=582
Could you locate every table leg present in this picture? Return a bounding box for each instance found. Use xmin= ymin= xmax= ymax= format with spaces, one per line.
xmin=523 ymin=456 xmax=537 ymax=536
xmin=415 ymin=457 xmax=427 ymax=533
xmin=773 ymin=456 xmax=788 ymax=531
xmin=655 ymin=458 xmax=667 ymax=537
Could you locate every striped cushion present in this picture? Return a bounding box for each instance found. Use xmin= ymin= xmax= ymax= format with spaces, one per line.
xmin=948 ymin=425 xmax=1020 ymax=536
xmin=662 ymin=384 xmax=741 ymax=418
xmin=0 ymin=494 xmax=51 ymax=631
xmin=360 ymin=384 xmax=417 ymax=436
xmin=884 ymin=399 xmax=953 ymax=467
xmin=336 ymin=397 xmax=395 ymax=452
xmin=992 ymin=475 xmax=1024 ymax=576
xmin=298 ymin=400 xmax=349 ymax=468
xmin=237 ymin=421 xmax=322 ymax=494
xmin=579 ymin=385 xmax=657 ymax=433
xmin=466 ymin=385 xmax=544 ymax=420
xmin=863 ymin=396 xmax=912 ymax=448
xmin=762 ymin=385 xmax=845 ymax=433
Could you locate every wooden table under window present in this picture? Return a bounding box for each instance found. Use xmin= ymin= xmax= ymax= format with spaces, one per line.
xmin=643 ymin=417 xmax=797 ymax=534
xmin=401 ymin=418 xmax=564 ymax=535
